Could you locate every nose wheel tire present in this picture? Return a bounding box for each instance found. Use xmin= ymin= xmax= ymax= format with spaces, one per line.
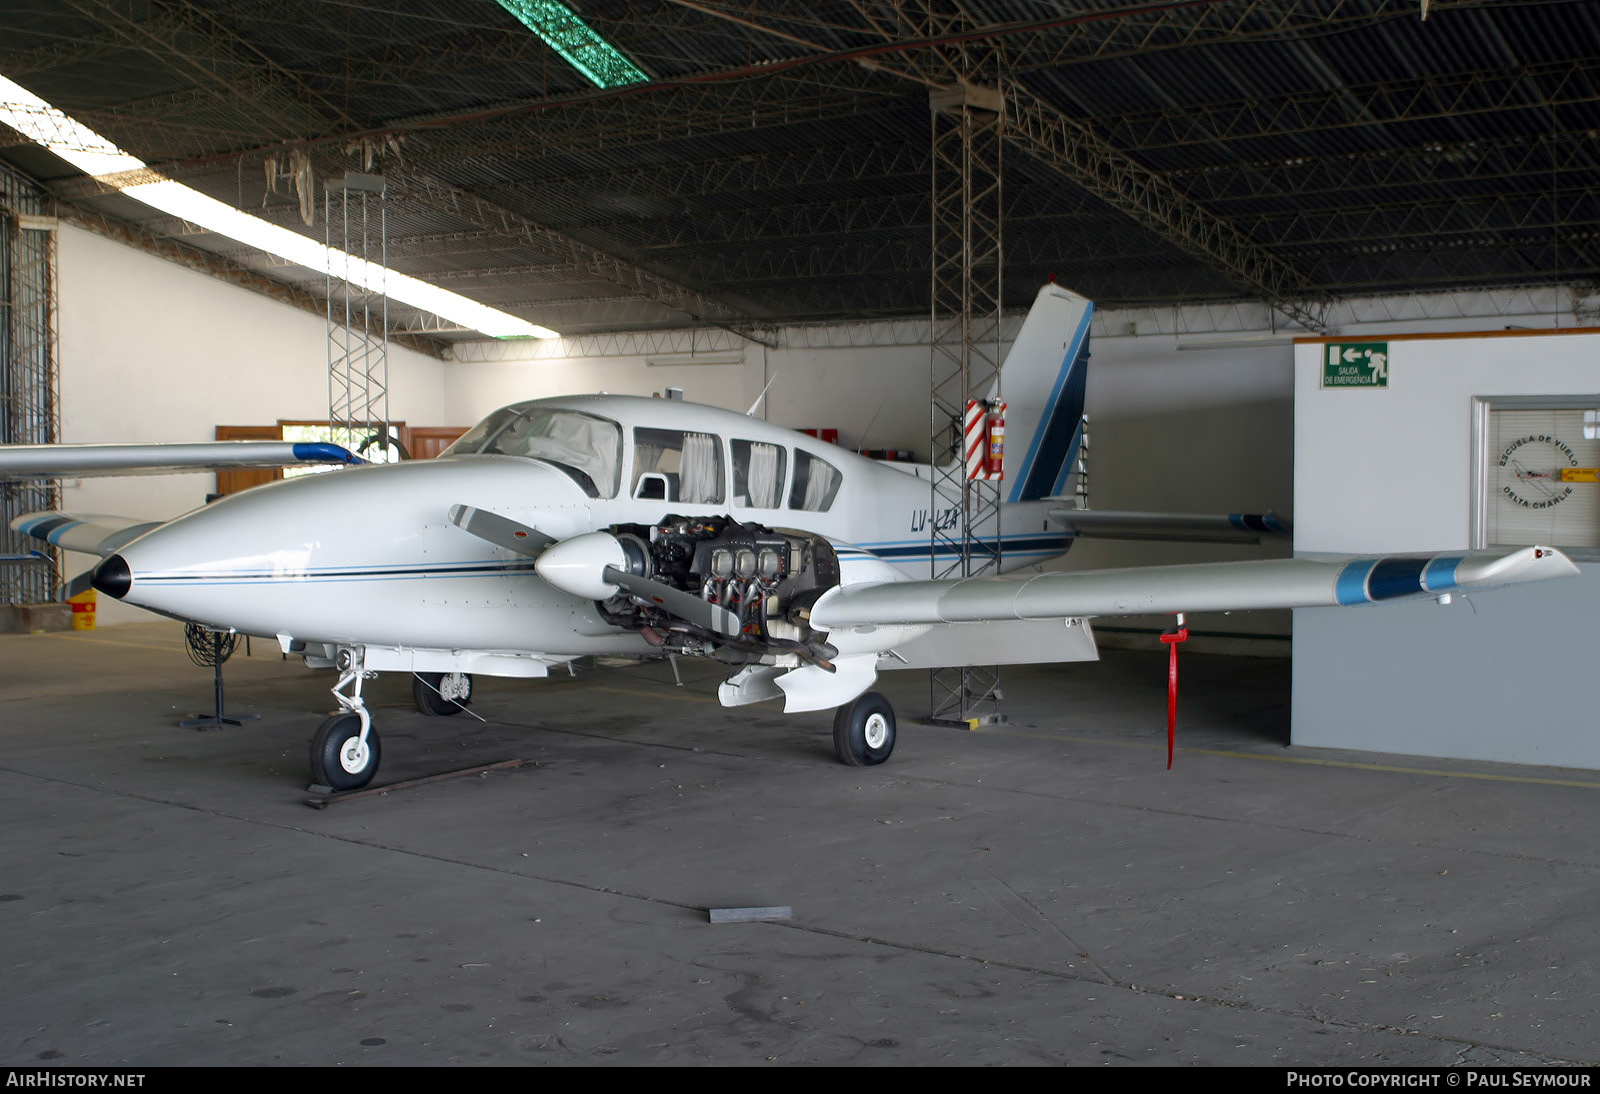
xmin=832 ymin=691 xmax=896 ymax=767
xmin=310 ymin=712 xmax=381 ymax=791
xmin=413 ymin=671 xmax=473 ymax=716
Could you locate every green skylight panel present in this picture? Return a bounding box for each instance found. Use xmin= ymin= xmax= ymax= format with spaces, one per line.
xmin=495 ymin=0 xmax=649 ymax=89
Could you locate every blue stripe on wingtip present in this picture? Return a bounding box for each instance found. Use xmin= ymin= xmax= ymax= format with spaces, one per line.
xmin=1367 ymin=556 xmax=1430 ymax=600
xmin=47 ymin=521 xmax=87 ymax=546
xmin=291 ymin=442 xmax=364 ymax=465
xmin=1231 ymin=513 xmax=1288 ymax=535
xmin=19 ymin=515 xmax=80 ymax=545
xmin=1335 ymin=558 xmax=1379 ymax=605
xmin=16 ymin=515 xmax=57 ymax=537
xmin=1422 ymin=555 xmax=1464 ymax=592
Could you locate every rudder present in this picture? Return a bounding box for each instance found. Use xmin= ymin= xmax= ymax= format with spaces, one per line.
xmin=990 ymin=283 xmax=1093 ymax=502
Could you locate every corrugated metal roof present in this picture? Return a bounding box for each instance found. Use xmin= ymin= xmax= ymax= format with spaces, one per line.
xmin=0 ymin=0 xmax=1596 ymax=344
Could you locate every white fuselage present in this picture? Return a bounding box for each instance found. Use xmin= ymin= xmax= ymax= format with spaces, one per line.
xmin=107 ymin=395 xmax=1069 ymax=669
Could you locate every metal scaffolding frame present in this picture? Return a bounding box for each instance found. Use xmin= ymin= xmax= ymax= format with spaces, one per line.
xmin=0 ymin=163 xmax=60 ymax=606
xmin=926 ymin=76 xmax=1006 ymax=730
xmin=325 ymin=172 xmax=391 ymax=459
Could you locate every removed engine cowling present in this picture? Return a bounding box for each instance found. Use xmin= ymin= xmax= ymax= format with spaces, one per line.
xmin=546 ymin=515 xmax=841 ymax=668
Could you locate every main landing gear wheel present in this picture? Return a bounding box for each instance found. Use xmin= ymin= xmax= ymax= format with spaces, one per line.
xmin=310 ymin=712 xmax=382 ymax=791
xmin=832 ymin=691 xmax=896 ymax=767
xmin=413 ymin=671 xmax=473 ymax=716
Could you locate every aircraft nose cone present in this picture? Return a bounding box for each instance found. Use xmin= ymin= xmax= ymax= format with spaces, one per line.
xmin=91 ymin=554 xmax=132 ymax=600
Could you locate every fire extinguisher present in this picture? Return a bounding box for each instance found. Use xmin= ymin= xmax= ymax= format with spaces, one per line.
xmin=986 ymin=401 xmax=1006 ymax=477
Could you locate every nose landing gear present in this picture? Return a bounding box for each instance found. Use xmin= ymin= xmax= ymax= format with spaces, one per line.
xmin=309 ymin=647 xmax=381 ymax=791
xmin=310 ymin=711 xmax=381 ymax=791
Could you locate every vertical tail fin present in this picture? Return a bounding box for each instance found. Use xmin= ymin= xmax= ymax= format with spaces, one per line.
xmin=993 ymin=283 xmax=1093 ymax=502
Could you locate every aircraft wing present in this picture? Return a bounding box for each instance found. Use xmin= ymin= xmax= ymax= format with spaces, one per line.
xmin=10 ymin=512 xmax=163 ymax=558
xmin=0 ymin=441 xmax=361 ymax=479
xmin=811 ymin=547 xmax=1576 ymax=629
xmin=1048 ymin=508 xmax=1291 ymax=544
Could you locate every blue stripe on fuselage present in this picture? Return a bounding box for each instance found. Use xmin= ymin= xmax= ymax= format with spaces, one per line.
xmin=132 ymin=559 xmax=542 ymax=587
xmin=129 ymin=533 xmax=1079 ymax=591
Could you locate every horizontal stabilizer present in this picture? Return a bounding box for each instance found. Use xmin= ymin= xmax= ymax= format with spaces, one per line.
xmin=0 ymin=441 xmax=361 ymax=480
xmin=10 ymin=512 xmax=162 ymax=557
xmin=811 ymin=546 xmax=1577 ymax=629
xmin=1048 ymin=509 xmax=1291 ymax=544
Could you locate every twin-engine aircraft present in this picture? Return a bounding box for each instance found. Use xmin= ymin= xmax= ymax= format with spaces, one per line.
xmin=5 ymin=285 xmax=1578 ymax=790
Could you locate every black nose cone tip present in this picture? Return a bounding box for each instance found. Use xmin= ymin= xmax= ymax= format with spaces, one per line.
xmin=91 ymin=554 xmax=132 ymax=599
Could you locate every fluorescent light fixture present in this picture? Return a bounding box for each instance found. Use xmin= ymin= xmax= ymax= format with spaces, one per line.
xmin=495 ymin=0 xmax=649 ymax=89
xmin=0 ymin=75 xmax=558 ymax=340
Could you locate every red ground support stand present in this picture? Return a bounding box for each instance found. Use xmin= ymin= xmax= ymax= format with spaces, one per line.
xmin=1159 ymin=615 xmax=1190 ymax=770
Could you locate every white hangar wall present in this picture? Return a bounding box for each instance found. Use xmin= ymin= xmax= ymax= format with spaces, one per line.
xmin=1052 ymin=336 xmax=1294 ymax=650
xmin=1292 ymin=329 xmax=1600 ymax=769
xmin=54 ymin=224 xmax=447 ymax=625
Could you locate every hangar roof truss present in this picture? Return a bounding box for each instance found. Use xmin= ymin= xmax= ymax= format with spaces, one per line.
xmin=0 ymin=0 xmax=1595 ymax=347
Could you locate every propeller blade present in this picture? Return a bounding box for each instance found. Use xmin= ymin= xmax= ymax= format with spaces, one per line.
xmin=448 ymin=504 xmax=557 ymax=558
xmin=603 ymin=567 xmax=743 ymax=638
xmin=58 ymin=569 xmax=95 ymax=602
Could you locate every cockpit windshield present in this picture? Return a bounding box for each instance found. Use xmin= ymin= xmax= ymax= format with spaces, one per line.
xmin=441 ymin=405 xmax=622 ymax=498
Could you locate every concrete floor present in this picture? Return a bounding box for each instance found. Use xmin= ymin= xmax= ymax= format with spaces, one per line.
xmin=2 ymin=622 xmax=1598 ymax=1067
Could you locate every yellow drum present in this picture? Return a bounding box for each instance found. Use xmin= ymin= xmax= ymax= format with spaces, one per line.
xmin=68 ymin=588 xmax=96 ymax=630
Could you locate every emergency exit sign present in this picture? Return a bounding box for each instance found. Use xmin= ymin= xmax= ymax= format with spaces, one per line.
xmin=1322 ymin=342 xmax=1389 ymax=388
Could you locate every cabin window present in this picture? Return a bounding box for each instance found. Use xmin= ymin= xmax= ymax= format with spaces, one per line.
xmin=790 ymin=450 xmax=842 ymax=512
xmin=633 ymin=428 xmax=724 ymax=504
xmin=731 ymin=440 xmax=786 ymax=509
xmin=442 ymin=407 xmax=621 ymax=498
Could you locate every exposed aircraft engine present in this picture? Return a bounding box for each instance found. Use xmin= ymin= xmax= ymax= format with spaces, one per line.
xmin=593 ymin=515 xmax=841 ymax=668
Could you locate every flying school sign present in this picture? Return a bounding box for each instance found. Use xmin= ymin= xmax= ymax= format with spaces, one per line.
xmin=1322 ymin=342 xmax=1389 ymax=388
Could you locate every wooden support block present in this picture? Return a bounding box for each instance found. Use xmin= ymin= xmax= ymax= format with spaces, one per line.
xmin=708 ymin=906 xmax=792 ymax=924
